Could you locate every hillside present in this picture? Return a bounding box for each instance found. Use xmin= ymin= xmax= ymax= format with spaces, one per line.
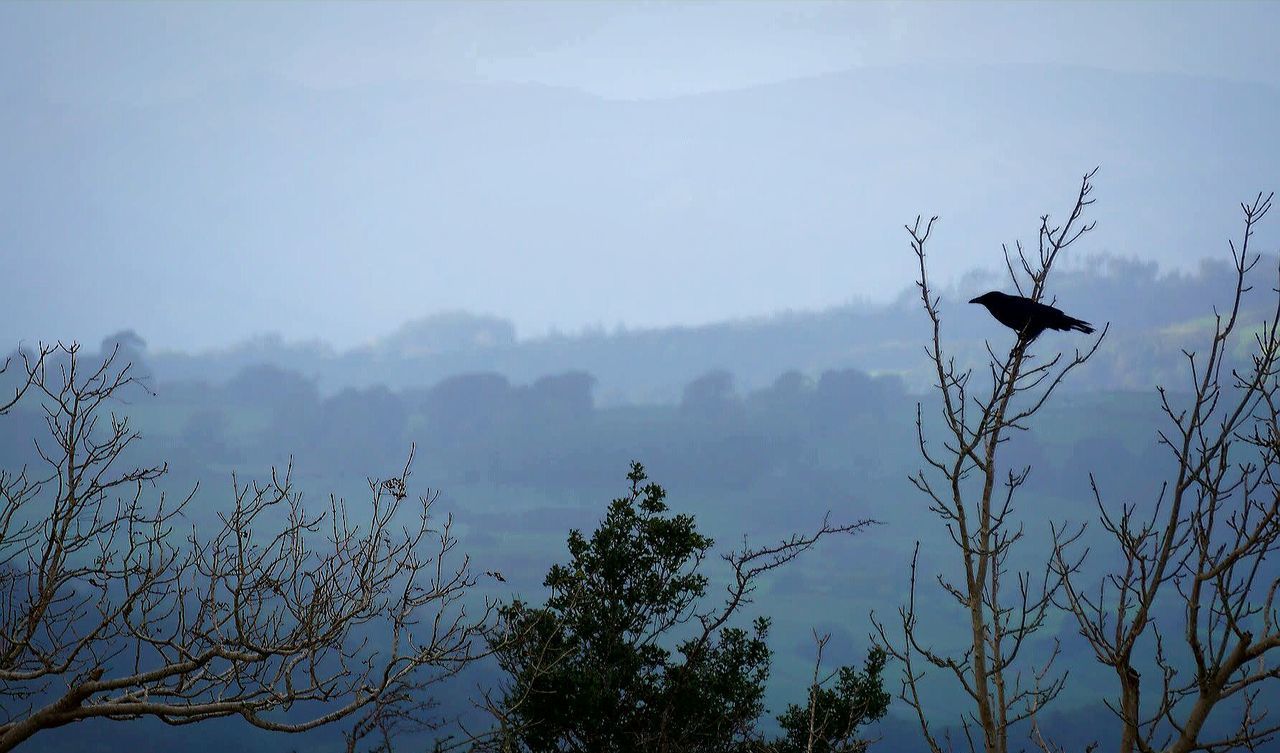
xmin=141 ymin=250 xmax=1274 ymax=403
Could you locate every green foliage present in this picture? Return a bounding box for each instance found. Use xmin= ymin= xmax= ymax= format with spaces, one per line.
xmin=487 ymin=462 xmax=889 ymax=753
xmin=773 ymin=647 xmax=891 ymax=753
xmin=490 ymin=462 xmax=771 ymax=753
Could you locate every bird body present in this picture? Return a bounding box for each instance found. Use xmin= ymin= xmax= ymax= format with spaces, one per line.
xmin=969 ymin=291 xmax=1094 ymax=342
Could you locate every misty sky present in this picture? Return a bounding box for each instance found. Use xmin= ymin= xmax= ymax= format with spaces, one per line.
xmin=2 ymin=1 xmax=1278 ymax=351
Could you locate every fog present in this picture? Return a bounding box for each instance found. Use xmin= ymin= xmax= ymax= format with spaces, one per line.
xmin=4 ymin=4 xmax=1280 ymax=753
xmin=2 ymin=1 xmax=1277 ymax=351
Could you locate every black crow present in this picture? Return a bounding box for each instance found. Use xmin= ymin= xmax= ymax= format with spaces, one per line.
xmin=969 ymin=291 xmax=1094 ymax=342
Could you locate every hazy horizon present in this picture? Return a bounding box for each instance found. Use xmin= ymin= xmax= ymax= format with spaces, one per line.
xmin=3 ymin=1 xmax=1278 ymax=352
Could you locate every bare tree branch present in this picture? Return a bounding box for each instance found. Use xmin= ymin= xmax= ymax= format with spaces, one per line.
xmin=1052 ymin=192 xmax=1280 ymax=753
xmin=0 ymin=343 xmax=493 ymax=752
xmin=874 ymin=170 xmax=1107 ymax=753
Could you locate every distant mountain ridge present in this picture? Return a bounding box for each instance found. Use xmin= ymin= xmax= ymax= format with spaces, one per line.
xmin=139 ymin=251 xmax=1274 ymax=403
xmin=3 ymin=63 xmax=1277 ymax=351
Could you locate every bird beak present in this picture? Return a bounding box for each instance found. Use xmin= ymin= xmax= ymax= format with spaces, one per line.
xmin=968 ymin=297 xmax=981 ymax=304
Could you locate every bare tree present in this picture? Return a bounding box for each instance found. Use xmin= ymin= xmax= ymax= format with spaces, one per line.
xmin=0 ymin=342 xmax=492 ymax=752
xmin=1051 ymin=192 xmax=1280 ymax=753
xmin=872 ymin=171 xmax=1108 ymax=753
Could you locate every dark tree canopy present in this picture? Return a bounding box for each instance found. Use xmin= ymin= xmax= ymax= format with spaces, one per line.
xmin=774 ymin=647 xmax=891 ymax=753
xmin=488 ymin=463 xmax=770 ymax=753
xmin=484 ymin=463 xmax=885 ymax=753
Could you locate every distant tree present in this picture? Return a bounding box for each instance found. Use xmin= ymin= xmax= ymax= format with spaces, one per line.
xmin=812 ymin=369 xmax=905 ymax=431
xmin=418 ymin=373 xmax=513 ymax=440
xmin=225 ymin=363 xmax=320 ymax=454
xmin=317 ymin=385 xmax=408 ymax=469
xmin=98 ymin=330 xmax=148 ymax=378
xmin=381 ymin=313 xmax=516 ymax=356
xmin=0 ymin=343 xmax=492 ymax=753
xmin=769 ymin=370 xmax=811 ymax=402
xmin=226 ymin=362 xmax=318 ymax=409
xmin=521 ymin=372 xmax=596 ymax=425
xmin=747 ymin=371 xmax=812 ymax=420
xmin=812 ymin=369 xmax=878 ymax=431
xmin=681 ymin=369 xmax=739 ymax=421
xmin=481 ymin=462 xmax=877 ymax=753
xmin=99 ymin=329 xmax=145 ymax=354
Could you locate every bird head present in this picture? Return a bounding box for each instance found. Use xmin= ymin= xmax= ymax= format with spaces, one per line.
xmin=969 ymin=291 xmax=1002 ymax=306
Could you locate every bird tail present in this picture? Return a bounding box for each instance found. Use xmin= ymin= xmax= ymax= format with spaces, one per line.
xmin=1067 ymin=317 xmax=1095 ymax=335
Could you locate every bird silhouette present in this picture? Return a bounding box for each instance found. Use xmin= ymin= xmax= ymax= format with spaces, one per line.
xmin=969 ymin=291 xmax=1094 ymax=343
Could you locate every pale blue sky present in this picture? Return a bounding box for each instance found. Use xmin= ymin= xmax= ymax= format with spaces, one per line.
xmin=2 ymin=2 xmax=1278 ymax=350
xmin=6 ymin=2 xmax=1277 ymax=98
